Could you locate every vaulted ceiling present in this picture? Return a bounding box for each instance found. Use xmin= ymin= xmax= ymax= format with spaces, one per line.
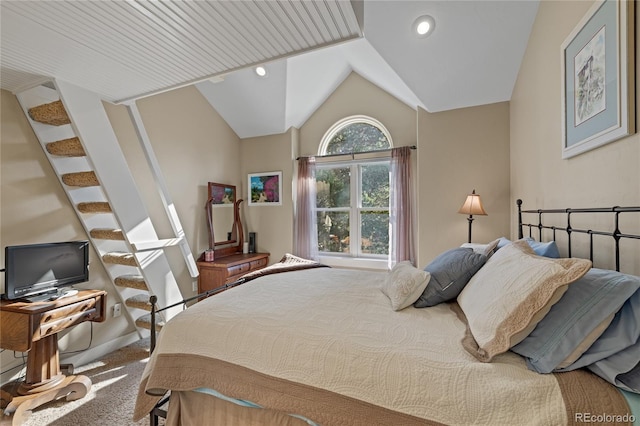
xmin=1 ymin=1 xmax=539 ymax=139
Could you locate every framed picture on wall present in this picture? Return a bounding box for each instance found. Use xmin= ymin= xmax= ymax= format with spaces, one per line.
xmin=560 ymin=0 xmax=635 ymax=159
xmin=248 ymin=171 xmax=282 ymax=206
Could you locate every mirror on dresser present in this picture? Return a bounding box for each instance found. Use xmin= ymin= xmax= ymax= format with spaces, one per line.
xmin=206 ymin=182 xmax=244 ymax=256
xmin=199 ymin=182 xmax=269 ymax=296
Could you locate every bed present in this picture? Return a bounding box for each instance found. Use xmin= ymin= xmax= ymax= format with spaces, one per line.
xmin=134 ymin=200 xmax=640 ymax=425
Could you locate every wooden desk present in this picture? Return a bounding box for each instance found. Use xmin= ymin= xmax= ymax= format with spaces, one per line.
xmin=0 ymin=289 xmax=106 ymax=425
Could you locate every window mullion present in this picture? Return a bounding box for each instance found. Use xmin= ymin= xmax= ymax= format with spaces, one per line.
xmin=351 ymin=164 xmax=360 ymax=257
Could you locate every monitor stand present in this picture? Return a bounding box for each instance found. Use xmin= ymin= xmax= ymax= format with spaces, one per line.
xmin=22 ymin=288 xmax=79 ymax=303
xmin=21 ymin=291 xmax=57 ymax=303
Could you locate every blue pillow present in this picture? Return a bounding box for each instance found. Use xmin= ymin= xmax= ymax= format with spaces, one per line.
xmin=413 ymin=248 xmax=486 ymax=308
xmin=497 ymin=237 xmax=511 ymax=249
xmin=524 ymin=237 xmax=560 ymax=258
xmin=562 ymin=287 xmax=640 ymax=371
xmin=615 ymin=357 xmax=640 ymax=393
xmin=511 ymin=268 xmax=640 ymax=374
xmin=588 ymin=335 xmax=640 ymax=393
xmin=498 ymin=237 xmax=560 ymax=258
xmin=584 ymin=289 xmax=640 ymax=393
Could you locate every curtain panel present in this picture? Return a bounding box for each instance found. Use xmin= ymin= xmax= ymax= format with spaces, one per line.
xmin=389 ymin=146 xmax=415 ymax=268
xmin=293 ymin=157 xmax=319 ymax=261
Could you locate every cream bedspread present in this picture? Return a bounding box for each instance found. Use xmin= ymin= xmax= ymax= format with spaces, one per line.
xmin=136 ymin=268 xmax=628 ymax=425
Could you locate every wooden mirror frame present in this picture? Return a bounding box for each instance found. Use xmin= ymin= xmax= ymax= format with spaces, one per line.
xmin=205 ymin=182 xmax=244 ymax=257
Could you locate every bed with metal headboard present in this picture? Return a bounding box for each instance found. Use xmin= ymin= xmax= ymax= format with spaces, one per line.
xmin=137 ymin=200 xmax=640 ymax=426
xmin=517 ymin=199 xmax=640 ymax=273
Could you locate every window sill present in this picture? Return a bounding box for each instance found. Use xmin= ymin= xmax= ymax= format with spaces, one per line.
xmin=318 ymin=255 xmax=389 ymax=271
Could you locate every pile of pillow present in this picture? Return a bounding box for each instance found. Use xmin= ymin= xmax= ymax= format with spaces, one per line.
xmin=380 ymin=237 xmax=640 ymax=394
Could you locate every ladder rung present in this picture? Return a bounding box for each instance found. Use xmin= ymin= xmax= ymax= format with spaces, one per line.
xmin=28 ymin=100 xmax=70 ymax=126
xmin=135 ymin=313 xmax=165 ymax=331
xmin=62 ymin=171 xmax=99 ymax=187
xmin=114 ymin=274 xmax=147 ymax=290
xmin=46 ymin=137 xmax=85 ymax=157
xmin=103 ymin=252 xmax=137 ymax=267
xmin=125 ymin=294 xmax=154 ymax=311
xmin=77 ymin=202 xmax=111 ymax=213
xmin=90 ymin=228 xmax=124 ymax=240
xmin=131 ymin=238 xmax=184 ymax=252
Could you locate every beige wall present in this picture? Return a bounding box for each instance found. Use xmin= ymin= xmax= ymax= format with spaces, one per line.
xmin=417 ymin=103 xmax=511 ymax=266
xmin=238 ymin=72 xmax=418 ymax=265
xmin=511 ymin=1 xmax=640 ymax=274
xmin=244 ymin=72 xmax=511 ymax=269
xmin=0 ymin=90 xmax=135 ymax=383
xmin=104 ymin=85 xmax=241 ymax=294
xmin=0 ymin=85 xmax=241 ymax=384
xmin=299 ymin=72 xmax=416 ymax=155
xmin=240 ymin=129 xmax=296 ymax=262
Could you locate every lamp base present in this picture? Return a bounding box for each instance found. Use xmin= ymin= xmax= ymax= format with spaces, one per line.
xmin=466 ymin=215 xmax=474 ymax=243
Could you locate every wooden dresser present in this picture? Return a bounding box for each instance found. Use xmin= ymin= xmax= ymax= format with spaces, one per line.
xmin=197 ymin=252 xmax=269 ymax=293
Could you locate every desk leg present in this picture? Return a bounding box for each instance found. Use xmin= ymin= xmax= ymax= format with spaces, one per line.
xmin=2 ymin=375 xmax=91 ymax=425
xmin=0 ymin=334 xmax=92 ymax=425
xmin=18 ymin=334 xmax=64 ymax=395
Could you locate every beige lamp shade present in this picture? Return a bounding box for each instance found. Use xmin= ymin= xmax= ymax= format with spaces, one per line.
xmin=458 ymin=190 xmax=487 ymax=216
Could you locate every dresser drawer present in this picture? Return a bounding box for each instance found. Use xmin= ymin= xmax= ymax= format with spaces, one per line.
xmin=227 ymin=262 xmax=251 ymax=277
xmin=249 ymin=257 xmax=268 ymax=270
xmin=37 ymin=298 xmax=100 ymax=339
xmin=197 ymin=253 xmax=269 ymax=293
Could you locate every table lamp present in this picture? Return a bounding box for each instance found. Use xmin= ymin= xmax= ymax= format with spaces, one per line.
xmin=458 ymin=189 xmax=487 ymax=243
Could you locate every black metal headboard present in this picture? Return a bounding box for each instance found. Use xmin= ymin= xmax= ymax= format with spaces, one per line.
xmin=517 ymin=199 xmax=640 ymax=272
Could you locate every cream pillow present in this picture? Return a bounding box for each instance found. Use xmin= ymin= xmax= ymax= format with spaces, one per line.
xmin=456 ymin=240 xmax=591 ymax=362
xmin=382 ymin=262 xmax=431 ymax=311
xmin=460 ymin=238 xmax=500 ymax=258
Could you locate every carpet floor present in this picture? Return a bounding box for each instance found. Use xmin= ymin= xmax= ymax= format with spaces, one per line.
xmin=2 ymin=337 xmax=159 ymax=426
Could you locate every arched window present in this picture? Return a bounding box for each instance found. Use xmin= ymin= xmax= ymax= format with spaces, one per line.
xmin=315 ymin=116 xmax=392 ymax=261
xmin=319 ymin=115 xmax=392 ymax=155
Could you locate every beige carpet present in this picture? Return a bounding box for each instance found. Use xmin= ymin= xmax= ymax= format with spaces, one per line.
xmin=3 ymin=337 xmax=161 ymax=426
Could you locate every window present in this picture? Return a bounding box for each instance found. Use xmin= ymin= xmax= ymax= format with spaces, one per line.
xmin=316 ymin=116 xmax=392 ymax=258
xmin=319 ymin=116 xmax=392 ymax=154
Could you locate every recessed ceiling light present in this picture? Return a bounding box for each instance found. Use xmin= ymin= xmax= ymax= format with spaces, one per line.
xmin=413 ymin=15 xmax=435 ymax=38
xmin=255 ymin=66 xmax=267 ymax=77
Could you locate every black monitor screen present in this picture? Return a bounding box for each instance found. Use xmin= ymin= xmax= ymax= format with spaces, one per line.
xmin=3 ymin=241 xmax=89 ymax=300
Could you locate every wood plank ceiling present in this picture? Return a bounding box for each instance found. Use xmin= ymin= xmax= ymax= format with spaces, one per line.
xmin=1 ymin=0 xmax=362 ymax=102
